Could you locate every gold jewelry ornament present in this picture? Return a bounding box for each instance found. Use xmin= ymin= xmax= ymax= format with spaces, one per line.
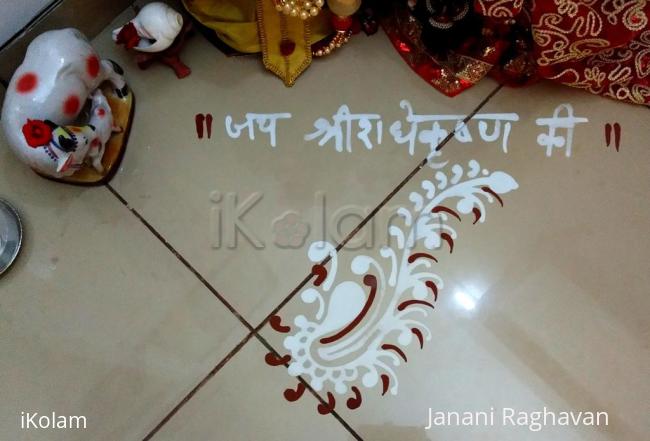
xmin=313 ymin=30 xmax=351 ymax=57
xmin=274 ymin=0 xmax=325 ymax=20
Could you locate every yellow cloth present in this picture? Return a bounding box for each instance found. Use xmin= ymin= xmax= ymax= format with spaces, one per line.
xmin=257 ymin=0 xmax=310 ymax=86
xmin=181 ymin=0 xmax=332 ymax=54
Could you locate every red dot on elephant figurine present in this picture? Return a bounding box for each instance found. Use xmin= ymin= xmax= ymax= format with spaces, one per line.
xmin=86 ymin=55 xmax=100 ymax=78
xmin=16 ymin=72 xmax=38 ymax=94
xmin=97 ymin=108 xmax=106 ymax=117
xmin=63 ymin=95 xmax=80 ymax=115
xmin=86 ymin=55 xmax=99 ymax=78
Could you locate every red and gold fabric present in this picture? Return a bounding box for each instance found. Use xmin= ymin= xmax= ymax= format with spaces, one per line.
xmin=384 ymin=0 xmax=650 ymax=105
xmin=532 ymin=1 xmax=650 ymax=104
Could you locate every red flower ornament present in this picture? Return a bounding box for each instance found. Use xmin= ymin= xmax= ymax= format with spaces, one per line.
xmin=116 ymin=22 xmax=141 ymax=50
xmin=22 ymin=119 xmax=53 ymax=148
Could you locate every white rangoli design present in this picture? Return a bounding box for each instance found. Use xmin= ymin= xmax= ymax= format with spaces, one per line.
xmin=266 ymin=160 xmax=518 ymax=414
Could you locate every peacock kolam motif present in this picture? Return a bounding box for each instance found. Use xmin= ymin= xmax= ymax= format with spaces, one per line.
xmin=265 ymin=160 xmax=519 ymax=414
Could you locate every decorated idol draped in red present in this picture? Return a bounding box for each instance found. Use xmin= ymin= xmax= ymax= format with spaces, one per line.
xmin=383 ymin=0 xmax=650 ymax=105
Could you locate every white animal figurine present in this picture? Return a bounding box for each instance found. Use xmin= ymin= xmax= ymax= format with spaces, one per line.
xmin=112 ymin=2 xmax=184 ymax=53
xmin=1 ymin=28 xmax=128 ymax=178
xmin=86 ymin=90 xmax=120 ymax=174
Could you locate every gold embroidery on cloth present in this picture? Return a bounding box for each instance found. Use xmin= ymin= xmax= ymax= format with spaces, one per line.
xmin=548 ymin=29 xmax=650 ymax=104
xmin=475 ymin=0 xmax=524 ymax=18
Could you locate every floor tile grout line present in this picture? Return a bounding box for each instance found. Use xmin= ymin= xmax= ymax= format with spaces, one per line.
xmin=102 ymin=183 xmax=322 ymax=440
xmin=140 ymin=327 xmax=364 ymax=441
xmin=254 ymin=83 xmax=504 ymax=332
xmin=104 ymin=183 xmax=255 ymax=333
xmin=141 ymin=332 xmax=256 ymax=441
xmin=106 ymin=181 xmax=348 ymax=438
xmin=254 ymin=271 xmax=315 ymax=333
xmin=253 ymin=332 xmax=366 ymax=441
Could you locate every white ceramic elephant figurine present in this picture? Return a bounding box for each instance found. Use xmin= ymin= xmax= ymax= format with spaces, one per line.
xmin=112 ymin=2 xmax=184 ymax=53
xmin=1 ymin=28 xmax=128 ymax=178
